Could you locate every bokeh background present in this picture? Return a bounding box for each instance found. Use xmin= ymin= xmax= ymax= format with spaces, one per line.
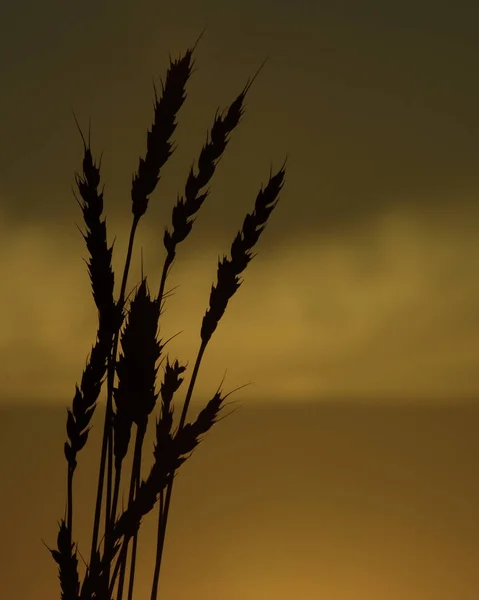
xmin=0 ymin=0 xmax=478 ymax=598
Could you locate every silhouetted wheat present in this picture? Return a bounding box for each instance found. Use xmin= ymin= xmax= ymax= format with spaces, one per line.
xmin=48 ymin=31 xmax=286 ymax=600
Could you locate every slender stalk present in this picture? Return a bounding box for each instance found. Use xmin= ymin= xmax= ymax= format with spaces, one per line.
xmin=65 ymin=117 xmax=117 ymax=591
xmin=117 ymin=424 xmax=146 ymax=600
xmin=66 ymin=466 xmax=74 ymax=542
xmin=91 ymin=43 xmax=195 ymax=566
xmin=148 ymin=70 xmax=265 ymax=594
xmin=90 ymin=215 xmax=139 ymax=565
xmin=108 ymin=539 xmax=129 ymax=598
xmin=150 ymin=340 xmax=207 ymax=600
xmin=51 ymin=35 xmax=285 ymax=600
xmin=105 ymin=422 xmax=114 ymax=542
xmin=110 ymin=467 xmax=122 ymax=543
xmin=157 ymin=253 xmax=174 ymax=315
xmin=126 ymin=467 xmax=142 ymax=600
xmin=150 ymin=162 xmax=285 ymax=599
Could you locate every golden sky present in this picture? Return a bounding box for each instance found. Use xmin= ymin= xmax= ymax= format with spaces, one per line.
xmin=0 ymin=0 xmax=478 ymax=598
xmin=0 ymin=0 xmax=478 ymax=405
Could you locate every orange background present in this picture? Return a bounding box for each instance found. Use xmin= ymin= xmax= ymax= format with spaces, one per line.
xmin=0 ymin=0 xmax=478 ymax=597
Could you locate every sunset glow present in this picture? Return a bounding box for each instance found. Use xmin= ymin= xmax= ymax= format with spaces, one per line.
xmin=1 ymin=0 xmax=478 ymax=598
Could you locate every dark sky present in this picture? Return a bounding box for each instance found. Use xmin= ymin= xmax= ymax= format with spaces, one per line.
xmin=2 ymin=0 xmax=479 ymax=235
xmin=0 ymin=2 xmax=478 ymax=597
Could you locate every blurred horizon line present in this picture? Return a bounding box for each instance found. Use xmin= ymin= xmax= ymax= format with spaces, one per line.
xmin=1 ymin=394 xmax=479 ymax=410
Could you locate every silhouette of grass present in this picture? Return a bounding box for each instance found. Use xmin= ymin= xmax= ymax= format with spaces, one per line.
xmin=47 ymin=32 xmax=286 ymax=600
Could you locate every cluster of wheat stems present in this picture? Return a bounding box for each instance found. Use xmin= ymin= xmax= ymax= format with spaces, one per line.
xmin=47 ymin=34 xmax=286 ymax=600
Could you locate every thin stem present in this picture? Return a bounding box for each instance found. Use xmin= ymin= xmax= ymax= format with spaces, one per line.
xmin=109 ymin=539 xmax=129 ymax=599
xmin=157 ymin=252 xmax=174 ymax=309
xmin=126 ymin=466 xmax=142 ymax=600
xmin=105 ymin=426 xmax=114 ymax=540
xmin=150 ymin=339 xmax=207 ymax=600
xmin=117 ymin=424 xmax=146 ymax=600
xmin=110 ymin=467 xmax=122 ymax=548
xmin=146 ymin=230 xmax=177 ymax=600
xmin=90 ymin=215 xmax=140 ymax=567
xmin=67 ymin=466 xmax=74 ymax=541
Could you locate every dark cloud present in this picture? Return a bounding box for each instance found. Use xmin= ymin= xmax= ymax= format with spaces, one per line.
xmin=1 ymin=0 xmax=479 ymax=245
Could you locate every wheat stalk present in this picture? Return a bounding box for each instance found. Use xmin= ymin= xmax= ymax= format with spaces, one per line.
xmin=89 ymin=39 xmax=197 ymax=578
xmin=150 ymin=159 xmax=286 ymax=598
xmin=48 ymin=31 xmax=287 ymax=600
